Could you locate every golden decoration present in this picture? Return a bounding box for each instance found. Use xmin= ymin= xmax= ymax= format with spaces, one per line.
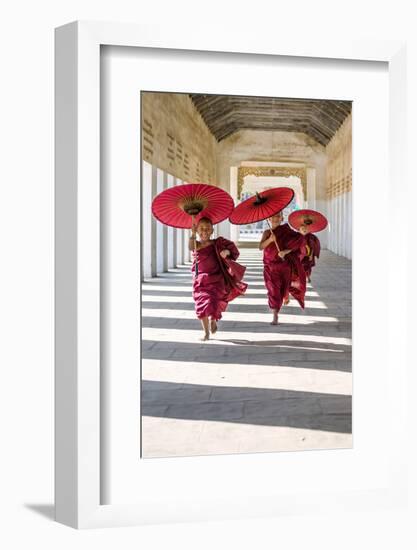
xmin=237 ymin=166 xmax=307 ymax=199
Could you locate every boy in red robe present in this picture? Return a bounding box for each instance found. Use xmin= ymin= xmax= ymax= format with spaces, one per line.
xmin=259 ymin=211 xmax=306 ymax=325
xmin=189 ymin=217 xmax=247 ymax=340
xmin=299 ymin=225 xmax=321 ymax=282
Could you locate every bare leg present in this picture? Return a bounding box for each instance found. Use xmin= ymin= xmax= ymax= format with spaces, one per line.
xmin=270 ymin=309 xmax=278 ymax=325
xmin=283 ymin=295 xmax=290 ymax=305
xmin=210 ymin=318 xmax=217 ymax=334
xmin=200 ymin=317 xmax=210 ymax=340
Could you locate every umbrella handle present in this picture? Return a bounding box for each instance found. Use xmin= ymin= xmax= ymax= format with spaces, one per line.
xmin=192 ymin=215 xmax=198 ymax=276
xmin=266 ymin=219 xmax=281 ymax=254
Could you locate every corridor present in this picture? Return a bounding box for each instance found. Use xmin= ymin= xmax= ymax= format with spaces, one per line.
xmin=141 ymin=248 xmax=352 ymax=458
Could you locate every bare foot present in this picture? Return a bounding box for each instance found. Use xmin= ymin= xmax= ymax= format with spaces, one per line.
xmin=283 ymin=297 xmax=290 ymax=305
xmin=270 ymin=312 xmax=278 ymax=325
xmin=210 ymin=319 xmax=217 ymax=334
xmin=199 ymin=332 xmax=210 ymax=341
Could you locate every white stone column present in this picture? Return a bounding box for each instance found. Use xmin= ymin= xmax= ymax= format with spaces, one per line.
xmin=142 ymin=161 xmax=152 ymax=279
xmin=150 ymin=165 xmax=158 ymax=277
xmin=216 ymin=177 xmax=232 ymax=241
xmin=306 ymin=167 xmax=316 ymax=209
xmin=341 ymin=192 xmax=347 ymax=257
xmin=324 ymin=197 xmax=334 ymax=252
xmin=216 ymin=220 xmax=230 ymax=240
xmin=329 ymin=190 xmax=352 ymax=260
xmin=183 ymin=218 xmax=190 ymax=263
xmin=335 ymin=195 xmax=340 ymax=255
xmin=337 ymin=196 xmax=341 ymax=255
xmin=162 ymin=172 xmax=168 ymax=272
xmin=175 ymin=178 xmax=184 ymax=265
xmin=167 ymin=174 xmax=175 ymax=269
xmin=156 ymin=168 xmax=165 ymax=274
xmin=315 ymin=163 xmax=328 ymax=249
xmin=315 ymin=194 xmax=327 ymax=248
xmin=338 ymin=194 xmax=343 ymax=256
xmin=346 ymin=191 xmax=352 ymax=260
xmin=230 ymin=166 xmax=239 ymax=243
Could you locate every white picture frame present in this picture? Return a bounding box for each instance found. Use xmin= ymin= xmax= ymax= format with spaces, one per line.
xmin=55 ymin=21 xmax=407 ymax=529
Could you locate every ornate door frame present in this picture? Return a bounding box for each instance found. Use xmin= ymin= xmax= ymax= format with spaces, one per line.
xmin=237 ymin=166 xmax=307 ymax=200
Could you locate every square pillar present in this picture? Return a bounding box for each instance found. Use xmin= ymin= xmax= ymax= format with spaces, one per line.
xmin=156 ymin=168 xmax=165 ymax=274
xmin=142 ymin=161 xmax=152 ymax=279
xmin=162 ymin=172 xmax=168 ymax=272
xmin=175 ymin=178 xmax=184 ymax=265
xmin=150 ymin=165 xmax=158 ymax=277
xmin=229 ymin=166 xmax=239 ymax=243
xmin=306 ymin=167 xmax=316 ymax=209
xmin=166 ymin=174 xmax=175 ymax=269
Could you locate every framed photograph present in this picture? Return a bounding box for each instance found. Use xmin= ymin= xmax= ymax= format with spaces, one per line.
xmin=55 ymin=21 xmax=407 ymax=528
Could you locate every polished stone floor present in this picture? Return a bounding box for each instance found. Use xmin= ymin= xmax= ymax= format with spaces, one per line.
xmin=141 ymin=248 xmax=352 ymax=458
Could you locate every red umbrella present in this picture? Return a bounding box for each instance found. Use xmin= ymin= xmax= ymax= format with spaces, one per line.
xmin=289 ymin=209 xmax=328 ymax=233
xmin=152 ymin=182 xmax=234 ymax=276
xmin=229 ymin=187 xmax=295 ymax=253
xmin=152 ymin=182 xmax=234 ymax=229
xmin=229 ymin=187 xmax=294 ymax=225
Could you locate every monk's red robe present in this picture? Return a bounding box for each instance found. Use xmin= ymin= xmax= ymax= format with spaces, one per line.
xmin=263 ymin=223 xmax=307 ymax=311
xmin=192 ymin=237 xmax=247 ymax=320
xmin=302 ymin=233 xmax=321 ymax=279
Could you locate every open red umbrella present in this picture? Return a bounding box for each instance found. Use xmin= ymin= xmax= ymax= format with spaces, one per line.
xmin=229 ymin=187 xmax=295 ymax=253
xmin=152 ymin=182 xmax=234 ymax=229
xmin=229 ymin=187 xmax=294 ymax=225
xmin=289 ymin=209 xmax=328 ymax=233
xmin=152 ymin=182 xmax=234 ymax=275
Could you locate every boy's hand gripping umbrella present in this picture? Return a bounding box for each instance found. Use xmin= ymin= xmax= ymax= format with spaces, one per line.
xmin=151 ymin=182 xmax=234 ymax=275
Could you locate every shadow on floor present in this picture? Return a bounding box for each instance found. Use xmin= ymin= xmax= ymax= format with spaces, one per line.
xmin=143 ymin=339 xmax=352 ymax=372
xmin=141 ymin=299 xmax=341 ymax=316
xmin=142 ymin=380 xmax=352 ymax=433
xmin=141 ymin=316 xmax=351 ymax=334
xmin=141 ymin=288 xmax=328 ymax=303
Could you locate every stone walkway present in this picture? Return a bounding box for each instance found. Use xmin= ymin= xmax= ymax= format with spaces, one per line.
xmin=141 ymin=248 xmax=352 ymax=458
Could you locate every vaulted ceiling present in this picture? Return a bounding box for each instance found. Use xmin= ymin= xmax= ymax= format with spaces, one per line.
xmin=189 ymin=94 xmax=352 ymax=146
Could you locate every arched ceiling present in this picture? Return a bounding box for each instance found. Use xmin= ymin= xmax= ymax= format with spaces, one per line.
xmin=189 ymin=94 xmax=352 ymax=146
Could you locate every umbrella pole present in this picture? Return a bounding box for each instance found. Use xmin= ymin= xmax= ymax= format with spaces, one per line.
xmin=266 ymin=219 xmax=281 ymax=254
xmin=192 ymin=215 xmax=198 ymax=275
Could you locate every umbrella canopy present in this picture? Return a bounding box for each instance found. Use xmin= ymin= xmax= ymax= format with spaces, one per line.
xmin=229 ymin=187 xmax=295 ymax=225
xmin=151 ymin=182 xmax=234 ymax=229
xmin=289 ymin=209 xmax=328 ymax=233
